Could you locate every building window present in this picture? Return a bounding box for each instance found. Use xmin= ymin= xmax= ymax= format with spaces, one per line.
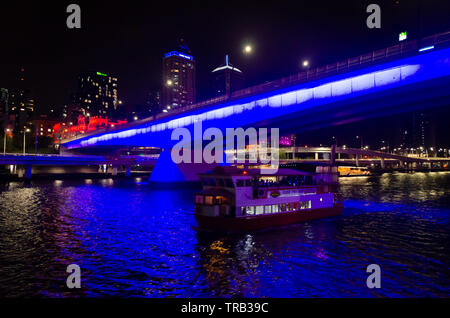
xmin=280 ymin=204 xmax=287 ymax=212
xmin=272 ymin=205 xmax=279 ymax=213
xmin=246 ymin=206 xmax=255 ymax=215
xmin=264 ymin=205 xmax=272 ymax=214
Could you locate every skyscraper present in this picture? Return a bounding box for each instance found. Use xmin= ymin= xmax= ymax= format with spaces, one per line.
xmin=73 ymin=71 xmax=119 ymax=118
xmin=212 ymin=55 xmax=244 ymax=97
xmin=8 ymin=67 xmax=35 ymax=131
xmin=0 ymin=88 xmax=8 ymax=117
xmin=161 ymin=51 xmax=196 ymax=112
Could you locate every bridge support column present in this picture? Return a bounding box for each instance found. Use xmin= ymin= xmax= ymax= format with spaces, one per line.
xmin=355 ymin=155 xmax=359 ymax=167
xmin=150 ymin=148 xmax=218 ymax=183
xmin=25 ymin=165 xmax=32 ymax=180
xmin=380 ymin=158 xmax=385 ymax=169
xmin=111 ymin=165 xmax=118 ymax=176
xmin=315 ymin=152 xmax=319 ymax=160
xmin=17 ymin=167 xmax=24 ymax=178
xmin=125 ymin=166 xmax=131 ymax=177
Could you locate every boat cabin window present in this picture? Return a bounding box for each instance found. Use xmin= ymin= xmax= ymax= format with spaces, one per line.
xmin=216 ymin=179 xmax=225 ymax=186
xmin=255 ymin=175 xmax=315 ymax=187
xmin=245 ymin=206 xmax=255 ymax=215
xmin=255 ymin=206 xmax=264 ymax=215
xmin=215 ymin=196 xmax=227 ymax=204
xmin=236 ymin=179 xmax=244 ymax=187
xmin=195 ymin=195 xmax=204 ymax=204
xmin=198 ymin=195 xmax=228 ymax=205
xmin=245 ymin=180 xmax=252 ymax=187
xmin=204 ymin=196 xmax=214 ymax=205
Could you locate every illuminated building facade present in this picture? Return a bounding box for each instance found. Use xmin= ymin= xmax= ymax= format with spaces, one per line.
xmin=32 ymin=115 xmax=59 ymax=138
xmin=74 ymin=71 xmax=119 ymax=117
xmin=161 ymin=51 xmax=196 ymax=112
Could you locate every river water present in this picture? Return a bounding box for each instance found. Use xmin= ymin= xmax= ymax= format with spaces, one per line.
xmin=0 ymin=172 xmax=449 ymax=297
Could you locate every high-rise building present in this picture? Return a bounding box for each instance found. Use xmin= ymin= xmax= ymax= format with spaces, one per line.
xmin=73 ymin=71 xmax=119 ymax=117
xmin=9 ymin=88 xmax=35 ymax=130
xmin=146 ymin=90 xmax=160 ymax=116
xmin=0 ymin=88 xmax=8 ymax=116
xmin=212 ymin=55 xmax=244 ymax=97
xmin=161 ymin=51 xmax=195 ymax=112
xmin=8 ymin=67 xmax=35 ymax=131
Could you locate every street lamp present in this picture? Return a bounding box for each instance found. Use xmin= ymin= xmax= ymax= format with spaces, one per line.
xmin=3 ymin=128 xmax=10 ymax=155
xmin=302 ymin=60 xmax=310 ymax=68
xmin=331 ymin=136 xmax=338 ymax=147
xmin=243 ymin=45 xmax=252 ymax=54
xmin=23 ymin=128 xmax=30 ymax=154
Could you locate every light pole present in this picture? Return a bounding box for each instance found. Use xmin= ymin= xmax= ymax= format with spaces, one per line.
xmin=3 ymin=128 xmax=10 ymax=155
xmin=356 ymin=135 xmax=363 ymax=149
xmin=23 ymin=128 xmax=30 ymax=154
xmin=331 ymin=136 xmax=338 ymax=147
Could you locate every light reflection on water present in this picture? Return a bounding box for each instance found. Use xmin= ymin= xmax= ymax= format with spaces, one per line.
xmin=0 ymin=172 xmax=449 ymax=297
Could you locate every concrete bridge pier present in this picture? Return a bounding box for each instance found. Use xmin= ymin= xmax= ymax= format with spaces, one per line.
xmin=125 ymin=166 xmax=131 ymax=177
xmin=355 ymin=155 xmax=360 ymax=167
xmin=16 ymin=165 xmax=32 ymax=179
xmin=150 ymin=148 xmax=220 ymax=183
xmin=25 ymin=165 xmax=32 ymax=180
xmin=380 ymin=158 xmax=385 ymax=169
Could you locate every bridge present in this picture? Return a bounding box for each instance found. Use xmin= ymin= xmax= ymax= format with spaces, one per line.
xmin=60 ymin=31 xmax=450 ymax=182
xmin=0 ymin=153 xmax=157 ymax=179
xmin=279 ymin=146 xmax=450 ymax=168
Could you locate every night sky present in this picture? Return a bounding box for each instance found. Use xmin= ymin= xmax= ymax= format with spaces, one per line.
xmin=1 ymin=0 xmax=450 ymax=146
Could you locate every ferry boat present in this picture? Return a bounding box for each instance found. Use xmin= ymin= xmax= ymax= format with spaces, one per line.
xmin=194 ymin=166 xmax=343 ymax=232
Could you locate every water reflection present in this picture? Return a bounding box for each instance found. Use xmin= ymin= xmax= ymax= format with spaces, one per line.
xmin=0 ymin=173 xmax=449 ymax=297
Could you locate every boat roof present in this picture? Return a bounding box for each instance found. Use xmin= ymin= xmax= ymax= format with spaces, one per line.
xmin=199 ymin=166 xmax=314 ymax=177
